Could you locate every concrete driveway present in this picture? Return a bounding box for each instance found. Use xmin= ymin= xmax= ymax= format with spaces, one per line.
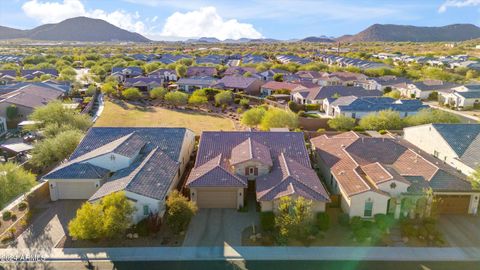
xmin=438 ymin=214 xmax=480 ymax=247
xmin=183 ymin=204 xmax=259 ymax=247
xmin=11 ymin=200 xmax=83 ymax=251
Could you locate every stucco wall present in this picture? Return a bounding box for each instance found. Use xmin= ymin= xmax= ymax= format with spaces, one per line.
xmin=348 ymin=191 xmax=390 ymax=218
xmin=233 ymin=160 xmax=270 ymax=180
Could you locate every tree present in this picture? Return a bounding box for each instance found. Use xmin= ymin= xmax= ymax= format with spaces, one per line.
xmin=383 ymin=90 xmax=401 ymax=99
xmin=404 ymin=108 xmax=460 ymax=126
xmin=359 ymin=110 xmax=404 ymax=131
xmin=69 ymin=192 xmax=135 ymax=240
xmin=0 ymin=163 xmax=36 ymax=209
xmin=30 ymin=130 xmax=83 ymax=168
xmin=85 ymin=85 xmax=96 ymax=96
xmin=188 ymin=94 xmax=208 ymax=106
xmin=176 ymin=64 xmax=187 ymax=78
xmin=327 ymin=115 xmax=356 ymax=131
xmin=275 ymin=197 xmax=313 ymax=244
xmin=101 ymin=82 xmax=117 ymax=96
xmin=122 ymin=87 xmax=142 ymax=100
xmin=469 ymin=166 xmax=480 ymax=189
xmin=241 ymin=107 xmax=266 ymax=127
xmin=260 ymin=108 xmax=298 ymax=131
xmin=28 ymin=101 xmax=91 ymax=133
xmin=6 ymin=105 xmax=18 ymax=121
xmin=273 ymin=73 xmax=283 ymax=82
xmin=165 ymin=191 xmax=197 ymax=234
xmin=149 ymin=87 xmax=167 ymax=100
xmin=214 ymin=91 xmax=233 ymax=105
xmin=165 ymin=91 xmax=188 ymax=106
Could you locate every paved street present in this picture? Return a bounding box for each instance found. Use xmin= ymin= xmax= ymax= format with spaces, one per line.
xmin=11 ymin=200 xmax=83 ymax=251
xmin=183 ymin=202 xmax=259 ymax=247
xmin=438 ymin=214 xmax=480 ymax=247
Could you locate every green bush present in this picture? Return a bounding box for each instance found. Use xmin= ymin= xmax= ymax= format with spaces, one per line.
xmin=10 ymin=214 xmax=17 ymax=221
xmin=353 ymin=126 xmax=365 ymax=132
xmin=240 ymin=98 xmax=250 ymax=109
xmin=260 ymin=211 xmax=275 ymax=232
xmin=350 ymin=216 xmax=363 ymax=230
xmin=316 ymin=212 xmax=330 ymax=231
xmin=338 ymin=213 xmax=350 ymax=226
xmin=298 ymin=110 xmax=306 ymax=117
xmin=316 ymin=128 xmax=325 ymax=133
xmin=2 ymin=211 xmax=12 ymax=221
xmin=305 ymin=104 xmax=320 ymax=111
xmin=288 ymin=101 xmax=304 ymax=113
xmin=18 ymin=202 xmax=28 ymax=211
xmin=378 ymin=129 xmax=388 ymax=135
xmin=354 ymin=227 xmax=370 ymax=242
xmin=1 ymin=235 xmax=13 ymax=244
xmin=234 ymin=98 xmax=241 ymax=104
xmin=136 ymin=218 xmax=149 ymax=237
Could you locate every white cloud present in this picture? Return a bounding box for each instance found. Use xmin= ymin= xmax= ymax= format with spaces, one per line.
xmin=21 ymin=0 xmax=146 ymax=34
xmin=160 ymin=7 xmax=263 ymax=40
xmin=438 ymin=0 xmax=480 ymax=12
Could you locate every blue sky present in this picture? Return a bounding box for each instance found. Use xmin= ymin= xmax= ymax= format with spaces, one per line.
xmin=1 ymin=0 xmax=480 ymax=40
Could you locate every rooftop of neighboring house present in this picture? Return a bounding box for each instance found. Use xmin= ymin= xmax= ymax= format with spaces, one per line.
xmin=311 ymin=132 xmax=473 ymax=198
xmin=43 ymin=127 xmax=191 ymax=201
xmin=223 ymin=66 xmax=257 ymax=76
xmin=296 ymin=70 xmax=327 ymax=79
xmin=186 ymin=66 xmax=217 ymax=77
xmin=20 ymin=68 xmax=58 ymax=77
xmin=124 ymin=76 xmax=163 ymax=85
xmin=330 ymin=96 xmax=428 ymax=112
xmin=412 ymin=80 xmax=459 ymax=91
xmin=187 ymin=131 xmax=330 ymax=202
xmin=369 ymin=76 xmax=412 ymax=86
xmin=147 ymin=68 xmax=176 ymax=77
xmin=295 ymin=86 xmax=382 ymax=100
xmin=213 ymin=75 xmax=260 ymax=89
xmin=261 ymin=81 xmax=304 ymax=91
xmin=0 ymin=70 xmax=17 ymax=78
xmin=177 ymin=77 xmax=217 ymax=86
xmin=0 ymin=83 xmax=64 ymax=108
xmin=111 ymin=66 xmax=143 ymax=75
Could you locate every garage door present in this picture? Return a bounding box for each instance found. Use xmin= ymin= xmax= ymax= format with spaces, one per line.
xmin=57 ymin=181 xmax=98 ymax=199
xmin=434 ymin=195 xmax=470 ymax=214
xmin=196 ymin=189 xmax=237 ymax=208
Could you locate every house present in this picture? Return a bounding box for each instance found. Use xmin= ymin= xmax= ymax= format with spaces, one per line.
xmin=316 ymin=54 xmax=388 ymax=70
xmin=316 ymin=72 xmax=368 ymax=87
xmin=242 ymin=54 xmax=268 ymax=64
xmin=177 ymin=77 xmax=217 ymax=92
xmin=276 ymin=55 xmax=311 ymax=65
xmin=0 ymin=83 xmax=65 ymax=121
xmin=324 ymin=96 xmax=427 ymax=119
xmin=43 ymin=127 xmax=195 ymax=223
xmin=438 ymin=84 xmax=480 ymax=110
xmin=195 ymin=55 xmax=226 ymax=65
xmin=21 ymin=69 xmax=58 ymax=80
xmin=148 ymin=69 xmax=177 ymax=82
xmin=259 ymin=69 xmax=291 ymax=81
xmin=186 ymin=66 xmax=217 ymax=77
xmin=223 ymin=66 xmax=257 ymax=77
xmin=124 ymin=77 xmax=163 ymax=91
xmin=0 ymin=70 xmax=17 ymax=85
xmin=362 ymin=76 xmax=412 ymax=91
xmin=404 ymin=124 xmax=480 ymax=177
xmin=311 ymin=132 xmax=479 ymax=218
xmin=291 ymin=86 xmax=382 ymax=108
xmin=186 ymin=131 xmax=330 ymax=212
xmin=296 ymin=71 xmax=327 ymax=83
xmin=213 ymin=76 xmax=264 ymax=95
xmin=260 ymin=81 xmax=306 ymax=96
xmin=398 ymin=80 xmax=458 ymax=99
xmin=111 ymin=66 xmax=143 ymax=81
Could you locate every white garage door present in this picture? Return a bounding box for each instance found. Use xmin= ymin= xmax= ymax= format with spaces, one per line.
xmin=197 ymin=189 xmax=237 ymax=208
xmin=57 ymin=181 xmax=97 ymax=199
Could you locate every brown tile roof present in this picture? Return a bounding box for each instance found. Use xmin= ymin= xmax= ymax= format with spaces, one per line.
xmin=311 ymin=132 xmax=473 ymax=197
xmin=187 ymin=131 xmax=329 ymax=202
xmin=261 ymin=81 xmax=303 ymax=91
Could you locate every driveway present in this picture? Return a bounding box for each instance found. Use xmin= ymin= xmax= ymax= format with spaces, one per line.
xmin=12 ymin=200 xmax=83 ymax=251
xmin=183 ymin=202 xmax=259 ymax=247
xmin=438 ymin=214 xmax=480 ymax=247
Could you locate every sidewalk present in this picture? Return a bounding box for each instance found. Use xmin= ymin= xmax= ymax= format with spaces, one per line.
xmin=1 ymin=246 xmax=479 ymax=262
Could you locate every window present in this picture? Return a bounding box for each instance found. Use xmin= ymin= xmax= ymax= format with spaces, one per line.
xmin=249 ymin=167 xmax=255 ymax=175
xmin=364 ymin=200 xmax=373 ymax=217
xmin=143 ymin=205 xmax=149 ymax=216
xmin=433 ymin=150 xmax=439 ymax=158
xmin=390 ymin=182 xmax=397 ymax=189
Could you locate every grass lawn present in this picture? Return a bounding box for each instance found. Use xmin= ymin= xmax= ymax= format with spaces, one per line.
xmin=95 ymin=100 xmax=235 ymax=134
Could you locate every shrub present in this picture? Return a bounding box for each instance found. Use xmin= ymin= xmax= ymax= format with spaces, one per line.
xmin=354 ymin=227 xmax=370 ymax=242
xmin=2 ymin=211 xmax=12 ymax=221
xmin=214 ymin=91 xmax=233 ymax=105
xmin=10 ymin=214 xmax=17 ymax=221
xmin=239 ymin=98 xmax=250 ymax=108
xmin=338 ymin=213 xmax=350 ymax=226
xmin=288 ymin=101 xmax=304 ymax=113
xmin=1 ymin=236 xmax=13 ymax=244
xmin=350 ymin=216 xmax=363 ymax=230
xmin=305 ymin=104 xmax=320 ymax=111
xmin=374 ymin=214 xmax=389 ymax=231
xmin=316 ymin=212 xmax=330 ymax=231
xmin=18 ymin=202 xmax=28 ymax=211
xmin=149 ymin=87 xmax=167 ymax=100
xmin=378 ymin=129 xmax=388 ymax=135
xmin=234 ymin=98 xmax=241 ymax=104
xmin=359 ymin=110 xmax=403 ymax=130
xmin=316 ymin=128 xmax=326 ymax=133
xmin=136 ymin=219 xmax=149 ymax=237
xmin=328 ymin=115 xmax=356 ymax=131
xmin=237 ymin=108 xmax=244 ymax=114
xmin=166 ymin=191 xmax=198 ymax=234
xmin=122 ymin=87 xmax=142 ymax=100
xmin=298 ymin=110 xmax=306 ymax=117
xmin=353 ymin=126 xmax=365 ymax=132
xmin=260 ymin=211 xmax=275 ymax=232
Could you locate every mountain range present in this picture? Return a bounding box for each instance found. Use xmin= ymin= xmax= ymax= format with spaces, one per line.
xmin=0 ymin=17 xmax=150 ymax=42
xmin=1 ymin=17 xmax=480 ymax=43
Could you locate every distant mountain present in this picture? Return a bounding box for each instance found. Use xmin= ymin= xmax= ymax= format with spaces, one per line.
xmin=337 ymin=23 xmax=480 ymax=42
xmin=0 ymin=17 xmax=150 ymax=42
xmin=300 ymin=36 xmax=335 ymax=43
xmin=186 ymin=37 xmax=221 ymax=43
